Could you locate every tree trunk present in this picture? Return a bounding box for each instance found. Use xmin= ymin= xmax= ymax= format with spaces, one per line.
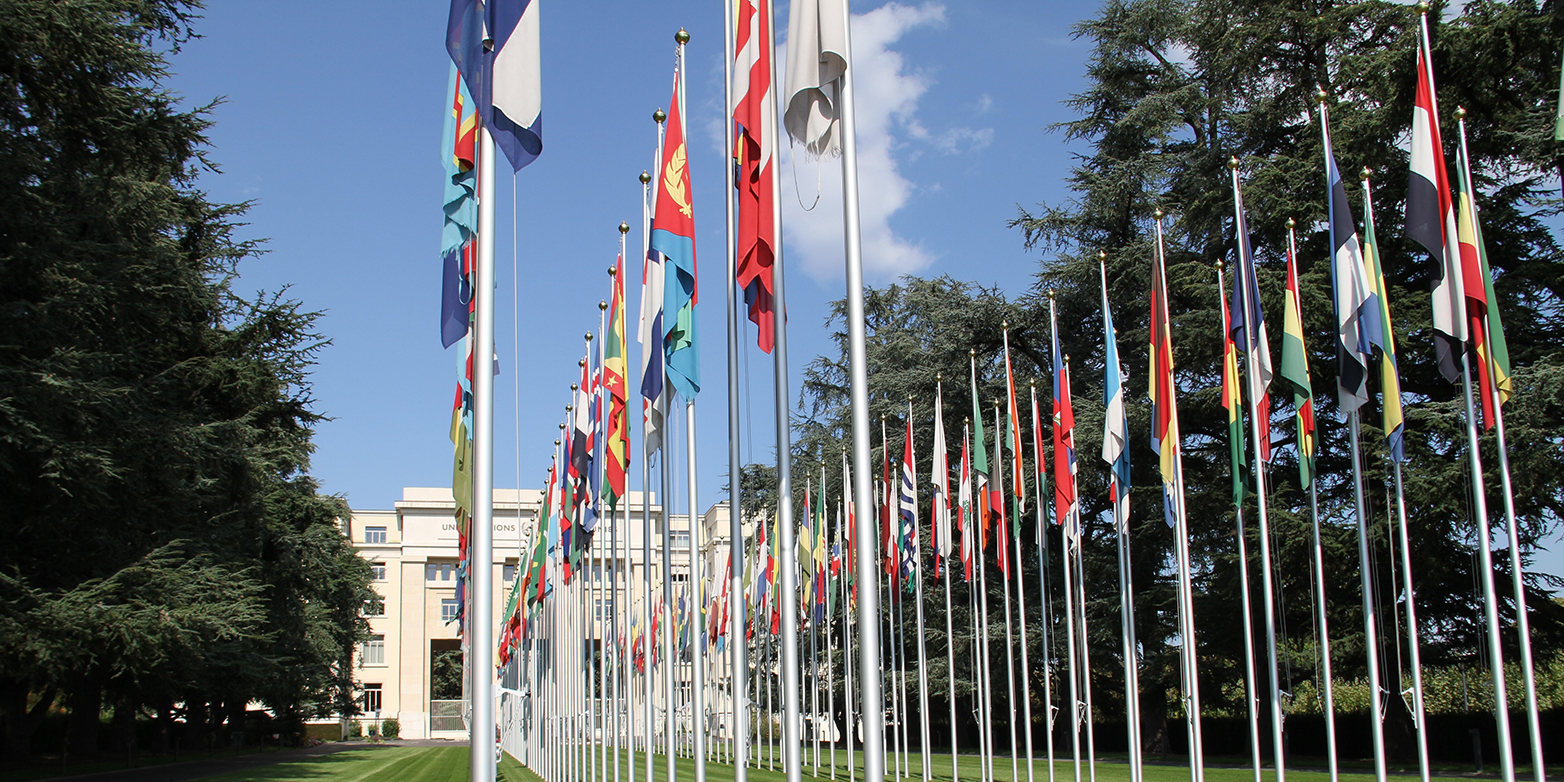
xmin=67 ymin=676 xmax=103 ymax=757
xmin=0 ymin=682 xmax=56 ymax=761
xmin=111 ymin=696 xmax=137 ymax=757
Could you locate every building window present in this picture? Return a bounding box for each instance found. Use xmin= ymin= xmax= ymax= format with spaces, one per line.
xmin=670 ymin=532 xmax=690 ymax=548
xmin=426 ymin=562 xmax=454 ymax=582
xmin=364 ymin=526 xmax=387 ymax=544
xmin=503 ymin=563 xmax=517 ymax=583
xmin=370 ymin=562 xmax=387 ymax=581
xmin=364 ymin=597 xmax=385 ymax=617
xmin=363 ymin=684 xmax=382 ymax=713
xmin=361 ymin=635 xmax=385 ymax=666
xmin=441 ymin=599 xmax=460 ymax=624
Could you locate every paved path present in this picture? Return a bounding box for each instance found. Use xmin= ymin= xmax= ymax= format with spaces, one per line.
xmin=52 ymin=740 xmax=468 ymax=782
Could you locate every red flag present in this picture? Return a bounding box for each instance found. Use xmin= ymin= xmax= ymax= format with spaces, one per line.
xmin=732 ymin=0 xmax=777 ymax=351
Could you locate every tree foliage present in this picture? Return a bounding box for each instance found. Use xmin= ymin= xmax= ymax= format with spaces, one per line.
xmin=0 ymin=0 xmax=370 ymax=759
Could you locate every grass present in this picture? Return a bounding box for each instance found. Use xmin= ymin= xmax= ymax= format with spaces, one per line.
xmin=0 ymin=745 xmax=282 ymax=782
xmin=92 ymin=743 xmax=1517 ymax=782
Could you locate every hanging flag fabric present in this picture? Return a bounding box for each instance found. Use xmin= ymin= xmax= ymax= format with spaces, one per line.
xmin=441 ymin=64 xmax=479 ymax=259
xmin=957 ymin=426 xmax=974 ymax=582
xmin=815 ymin=474 xmax=828 ymax=621
xmin=440 ymin=242 xmax=474 ymax=350
xmin=1474 ymin=203 xmax=1512 ymax=404
xmin=651 ymin=66 xmax=700 ymax=400
xmin=1149 ymin=236 xmax=1181 ymax=528
xmin=992 ymin=405 xmax=1010 ymax=579
xmin=733 ymin=0 xmax=777 ymax=351
xmin=639 ymin=167 xmax=667 ymax=454
xmin=783 ymin=0 xmax=847 ymax=156
xmin=1323 ymin=112 xmax=1384 ymax=414
xmin=603 ymin=254 xmax=630 ymax=507
xmin=1361 ymin=184 xmax=1404 ymax=464
xmin=931 ymin=386 xmax=951 ymax=578
xmin=968 ymin=358 xmax=991 ymax=547
xmin=572 ymin=351 xmax=598 ymax=541
xmin=1229 ymin=171 xmax=1273 ymax=461
xmin=799 ymin=480 xmax=816 ymax=616
xmin=1405 ymin=44 xmax=1464 ymax=383
xmin=1100 ymin=261 xmax=1130 ymax=532
xmin=1557 ymin=46 xmax=1564 ymax=141
xmin=1002 ymin=332 xmax=1025 ymax=508
xmin=1220 ymin=272 xmax=1249 ymax=507
xmin=446 ymin=0 xmax=542 ymax=171
xmin=1454 ymin=135 xmax=1496 ymax=429
xmin=900 ymin=411 xmax=919 ymax=583
xmin=1050 ymin=299 xmax=1077 ymax=537
xmin=1280 ymin=231 xmax=1321 ymax=481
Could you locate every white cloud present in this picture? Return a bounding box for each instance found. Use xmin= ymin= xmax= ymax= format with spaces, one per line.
xmin=777 ymin=2 xmax=988 ymax=284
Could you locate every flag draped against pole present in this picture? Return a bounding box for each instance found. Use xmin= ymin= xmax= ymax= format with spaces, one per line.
xmin=1149 ymin=227 xmax=1180 ymax=528
xmin=958 ymin=426 xmax=974 ymax=582
xmin=440 ymin=65 xmax=478 ymax=350
xmin=1229 ymin=181 xmax=1272 ymax=461
xmin=652 ymin=64 xmax=700 ymax=400
xmin=446 ymin=0 xmax=542 ymax=171
xmin=900 ymin=413 xmax=919 ymax=584
xmin=1359 ymin=187 xmax=1403 ymax=464
xmin=783 ymin=0 xmax=848 ymax=157
xmin=1406 ymin=42 xmax=1463 ymax=384
xmin=932 ymin=386 xmax=951 ymax=578
xmin=1220 ymin=270 xmax=1248 ymax=506
xmin=604 ymin=255 xmax=630 ymax=508
xmin=1100 ymin=263 xmax=1130 ymax=530
xmin=1324 ymin=110 xmax=1384 ymax=414
xmin=640 ymin=140 xmax=667 ymax=455
xmin=1454 ymin=135 xmax=1499 ymax=428
xmin=969 ymin=356 xmax=991 ymax=548
xmin=1050 ymin=308 xmax=1077 ymax=536
xmin=733 ymin=0 xmax=777 ymax=351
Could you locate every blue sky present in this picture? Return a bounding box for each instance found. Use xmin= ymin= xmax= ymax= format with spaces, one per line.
xmin=165 ymin=0 xmax=1562 ymax=579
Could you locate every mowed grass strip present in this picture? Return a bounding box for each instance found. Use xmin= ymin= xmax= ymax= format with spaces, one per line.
xmin=199 ymin=746 xmax=473 ymax=782
xmin=495 ymin=748 xmax=1389 ymax=782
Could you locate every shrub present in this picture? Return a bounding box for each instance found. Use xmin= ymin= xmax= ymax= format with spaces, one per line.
xmin=381 ymin=718 xmax=400 ymax=739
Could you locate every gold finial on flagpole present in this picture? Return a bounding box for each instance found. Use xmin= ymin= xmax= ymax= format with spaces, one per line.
xmin=654 ymin=109 xmax=666 ymax=124
xmin=1228 ymin=156 xmax=1240 ymax=170
xmin=675 ymin=28 xmax=690 ymax=44
xmin=640 ymin=171 xmax=652 ymax=184
xmin=600 ymin=301 xmax=608 ymax=312
xmin=620 ymin=222 xmax=630 ymax=234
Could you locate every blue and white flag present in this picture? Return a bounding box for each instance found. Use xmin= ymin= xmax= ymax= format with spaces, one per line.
xmin=446 ymin=0 xmax=543 ymax=171
xmin=1099 ymin=259 xmax=1130 ymax=533
xmin=1322 ymin=113 xmax=1384 ymax=414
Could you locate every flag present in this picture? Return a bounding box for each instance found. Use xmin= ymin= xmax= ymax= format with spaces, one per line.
xmin=815 ymin=472 xmax=828 ymax=621
xmin=900 ymin=410 xmax=919 ymax=583
xmin=572 ymin=350 xmax=599 ymax=540
xmin=1406 ymin=41 xmax=1464 ymax=383
xmin=603 ymin=254 xmax=630 ymax=508
xmin=841 ymin=449 xmax=857 ymax=607
xmin=1220 ymin=271 xmax=1249 ymax=507
xmin=1360 ymin=184 xmax=1404 ymax=464
xmin=639 ymin=152 xmax=667 ymax=454
xmin=992 ymin=404 xmax=1010 ymax=579
xmin=441 ymin=242 xmax=475 ymax=350
xmin=968 ymin=356 xmax=991 ymax=547
xmin=652 ymin=65 xmax=700 ymax=400
xmin=1100 ymin=260 xmax=1130 ymax=531
xmin=733 ymin=0 xmax=777 ymax=351
xmin=1149 ymin=229 xmax=1181 ymax=528
xmin=1280 ymin=228 xmax=1321 ymax=481
xmin=799 ymin=479 xmax=816 ymax=616
xmin=957 ymin=425 xmax=974 ymax=582
xmin=1557 ymin=46 xmax=1564 ymax=141
xmin=1323 ymin=110 xmax=1384 ymax=413
xmin=1229 ymin=170 xmax=1273 ymax=461
xmin=1474 ymin=203 xmax=1512 ymax=405
xmin=1454 ymin=132 xmax=1500 ymax=429
xmin=931 ymin=385 xmax=951 ymax=578
xmin=783 ymin=0 xmax=848 ymax=156
xmin=441 ymin=65 xmax=479 ymax=259
xmin=1030 ymin=383 xmax=1048 ymax=548
xmin=880 ymin=420 xmax=894 ymax=578
xmin=1050 ymin=300 xmax=1077 ymax=538
xmin=1002 ymin=331 xmax=1025 ymax=506
xmin=446 ymin=0 xmax=542 ymax=171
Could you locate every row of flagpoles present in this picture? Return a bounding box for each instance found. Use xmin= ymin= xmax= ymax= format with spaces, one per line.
xmin=435 ymin=3 xmax=1547 ymax=782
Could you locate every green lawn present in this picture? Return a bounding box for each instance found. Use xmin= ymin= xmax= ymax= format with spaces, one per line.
xmin=181 ymin=744 xmax=1498 ymax=782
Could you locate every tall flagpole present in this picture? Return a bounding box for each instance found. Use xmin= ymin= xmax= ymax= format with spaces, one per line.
xmin=1030 ymin=384 xmax=1057 ymax=782
xmin=471 ymin=120 xmax=498 ymax=782
xmin=610 ymin=232 xmax=627 ymax=782
xmin=762 ymin=0 xmax=805 ymax=777
xmin=830 ymin=501 xmax=840 ymax=780
xmin=1216 ymin=261 xmax=1264 ymax=782
xmin=993 ymin=400 xmax=1020 ymax=782
xmin=832 ymin=2 xmax=888 ymax=780
xmin=1049 ymin=298 xmax=1083 ymax=782
xmin=937 ymin=380 xmax=960 ymax=782
xmin=1154 ymin=211 xmax=1203 ymax=782
xmin=722 ymin=2 xmax=749 ymax=774
xmin=1002 ymin=326 xmax=1036 ymax=782
xmin=1229 ymin=159 xmax=1287 ymax=782
xmin=1458 ymin=110 xmax=1544 ymax=782
xmin=908 ymin=398 xmax=934 ymax=782
xmin=638 ymin=166 xmax=656 ymax=782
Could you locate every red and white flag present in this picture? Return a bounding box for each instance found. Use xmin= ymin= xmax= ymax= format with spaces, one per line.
xmin=733 ymin=0 xmax=777 ymax=351
xmin=1405 ymin=34 xmax=1465 ymax=383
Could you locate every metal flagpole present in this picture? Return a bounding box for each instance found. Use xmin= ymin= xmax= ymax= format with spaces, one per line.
xmin=813 ymin=495 xmax=823 ymax=774
xmin=638 ymin=161 xmax=655 ymax=782
xmin=470 ymin=121 xmax=498 ymax=782
xmin=937 ymin=380 xmax=959 ymax=782
xmin=721 ymin=4 xmax=748 ymax=770
xmin=1001 ymin=326 xmax=1035 ymax=782
xmin=909 ymin=399 xmax=933 ymax=782
xmin=1154 ymin=211 xmax=1203 ymax=782
xmin=1346 ymin=414 xmax=1391 ymax=782
xmin=830 ymin=501 xmax=840 ymax=780
xmin=843 ymin=459 xmax=856 ymax=782
xmin=993 ymin=400 xmax=1020 ymax=782
xmin=830 ymin=2 xmax=888 ymax=780
xmin=596 ymin=310 xmax=609 ymax=782
xmin=610 ymin=234 xmax=627 ymax=782
xmin=1071 ymin=497 xmax=1096 ymax=782
xmin=1216 ymin=262 xmax=1264 ymax=782
xmin=761 ymin=0 xmax=805 ymax=777
xmin=1030 ymin=385 xmax=1057 ymax=782
xmin=1048 ymin=300 xmax=1082 ymax=782
xmin=687 ymin=395 xmax=706 ymax=782
xmin=1457 ymin=112 xmax=1543 ymax=782
xmin=1284 ymin=217 xmax=1339 ymax=782
xmin=1230 ymin=161 xmax=1288 ymax=782
xmin=661 ymin=391 xmax=676 ymax=782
